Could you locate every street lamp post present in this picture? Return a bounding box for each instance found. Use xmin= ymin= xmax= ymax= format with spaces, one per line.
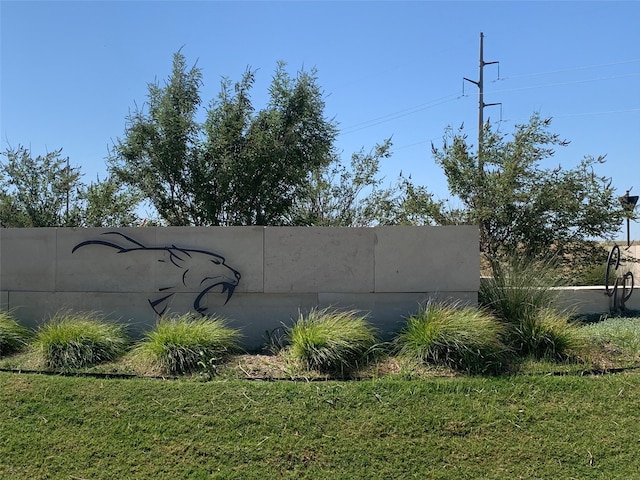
xmin=619 ymin=189 xmax=639 ymax=248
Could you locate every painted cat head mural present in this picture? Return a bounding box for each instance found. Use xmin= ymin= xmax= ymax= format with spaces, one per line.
xmin=72 ymin=232 xmax=241 ymax=315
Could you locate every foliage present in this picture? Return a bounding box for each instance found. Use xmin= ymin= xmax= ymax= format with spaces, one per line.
xmin=110 ymin=51 xmax=338 ymax=226
xmin=285 ymin=308 xmax=378 ymax=374
xmin=201 ymin=62 xmax=337 ymax=226
xmin=582 ymin=317 xmax=640 ymax=365
xmin=135 ymin=314 xmax=242 ymax=375
xmin=80 ymin=176 xmax=143 ymax=227
xmin=516 ymin=308 xmax=586 ymax=360
xmin=479 ymin=257 xmax=564 ymax=325
xmin=109 ymin=51 xmax=440 ymax=228
xmin=109 ymin=51 xmax=203 ymax=226
xmin=360 ymin=174 xmax=450 ymax=226
xmin=0 ymin=145 xmax=142 ymax=228
xmin=291 ymin=139 xmax=445 ymax=226
xmin=571 ymin=255 xmax=609 ymax=286
xmin=0 ymin=312 xmax=31 ymax=356
xmin=432 ymin=114 xmax=624 ymax=274
xmin=479 ymin=258 xmax=584 ymax=359
xmin=262 ymin=326 xmax=288 ymax=355
xmin=32 ymin=311 xmax=129 ymax=369
xmin=291 ymin=140 xmax=391 ymax=226
xmin=394 ymin=302 xmax=509 ymax=374
xmin=0 ymin=145 xmax=83 ymax=227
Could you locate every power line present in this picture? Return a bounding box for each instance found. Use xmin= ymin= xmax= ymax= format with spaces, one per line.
xmin=339 ymin=72 xmax=639 ymax=136
xmin=554 ymin=108 xmax=640 ymax=118
xmin=336 ymin=43 xmax=639 ymax=138
xmin=340 ymin=93 xmax=461 ymax=134
xmin=495 ymin=58 xmax=640 ymax=81
xmin=386 ymin=107 xmax=640 ymax=155
xmin=486 ymin=72 xmax=640 ymax=95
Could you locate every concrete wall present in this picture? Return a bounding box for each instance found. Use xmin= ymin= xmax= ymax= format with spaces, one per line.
xmin=554 ymin=286 xmax=640 ymax=316
xmin=0 ymin=226 xmax=479 ymax=348
xmin=557 ymin=243 xmax=640 ymax=316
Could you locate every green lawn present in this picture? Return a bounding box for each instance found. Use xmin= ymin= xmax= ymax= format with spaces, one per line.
xmin=2 ymin=372 xmax=640 ymax=479
xmin=1 ymin=316 xmax=639 ymax=479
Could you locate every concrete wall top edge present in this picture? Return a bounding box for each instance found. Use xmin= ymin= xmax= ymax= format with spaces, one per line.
xmin=0 ymin=225 xmax=479 ymax=235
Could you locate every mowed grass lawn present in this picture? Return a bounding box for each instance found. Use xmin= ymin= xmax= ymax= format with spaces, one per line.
xmin=2 ymin=372 xmax=640 ymax=479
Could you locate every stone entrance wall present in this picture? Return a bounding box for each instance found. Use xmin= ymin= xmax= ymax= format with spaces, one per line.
xmin=0 ymin=226 xmax=479 ymax=348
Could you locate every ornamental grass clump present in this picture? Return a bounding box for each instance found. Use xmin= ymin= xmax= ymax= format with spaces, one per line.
xmin=286 ymin=308 xmax=378 ymax=374
xmin=33 ymin=311 xmax=129 ymax=369
xmin=480 ymin=258 xmax=583 ymax=360
xmin=136 ymin=314 xmax=242 ymax=375
xmin=394 ymin=302 xmax=509 ymax=374
xmin=479 ymin=258 xmax=564 ymax=328
xmin=0 ymin=312 xmax=32 ymax=356
xmin=515 ymin=308 xmax=586 ymax=360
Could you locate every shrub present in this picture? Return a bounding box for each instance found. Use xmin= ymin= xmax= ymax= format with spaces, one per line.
xmin=33 ymin=311 xmax=129 ymax=369
xmin=572 ymin=262 xmax=607 ymax=286
xmin=0 ymin=312 xmax=32 ymax=356
xmin=286 ymin=308 xmax=378 ymax=374
xmin=136 ymin=314 xmax=242 ymax=375
xmin=394 ymin=302 xmax=509 ymax=374
xmin=479 ymin=257 xmax=564 ymax=325
xmin=515 ymin=308 xmax=586 ymax=360
xmin=479 ymin=258 xmax=584 ymax=359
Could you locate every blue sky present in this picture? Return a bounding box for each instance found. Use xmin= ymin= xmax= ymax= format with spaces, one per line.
xmin=1 ymin=1 xmax=639 ymax=238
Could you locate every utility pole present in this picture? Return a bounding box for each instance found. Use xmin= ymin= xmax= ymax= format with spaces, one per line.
xmin=464 ymin=32 xmax=500 ymax=176
xmin=463 ymin=32 xmax=500 ymax=261
xmin=66 ymin=157 xmax=70 ymax=225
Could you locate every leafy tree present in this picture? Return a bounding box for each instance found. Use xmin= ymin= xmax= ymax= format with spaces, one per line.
xmin=110 ymin=51 xmax=203 ymax=226
xmin=1 ymin=145 xmax=142 ymax=228
xmin=360 ymin=174 xmax=450 ymax=227
xmin=80 ymin=176 xmax=143 ymax=227
xmin=200 ymin=62 xmax=337 ymax=225
xmin=109 ymin=52 xmax=337 ymax=226
xmin=291 ymin=139 xmax=445 ymax=227
xmin=431 ymin=114 xmax=623 ymax=274
xmin=291 ymin=140 xmax=392 ymax=226
xmin=0 ymin=189 xmax=29 ymax=228
xmin=0 ymin=145 xmax=83 ymax=227
xmin=110 ymin=51 xmax=450 ymax=228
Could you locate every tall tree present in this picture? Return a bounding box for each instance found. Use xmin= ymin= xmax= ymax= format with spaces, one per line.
xmin=109 ymin=53 xmax=337 ymax=226
xmin=109 ymin=50 xmax=203 ymax=226
xmin=431 ymin=114 xmax=624 ymax=274
xmin=201 ymin=62 xmax=337 ymax=225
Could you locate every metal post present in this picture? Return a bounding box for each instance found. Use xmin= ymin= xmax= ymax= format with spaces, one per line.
xmin=619 ymin=189 xmax=638 ymax=248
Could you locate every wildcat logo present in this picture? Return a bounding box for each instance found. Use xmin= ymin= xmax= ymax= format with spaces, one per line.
xmin=72 ymin=232 xmax=241 ymax=315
